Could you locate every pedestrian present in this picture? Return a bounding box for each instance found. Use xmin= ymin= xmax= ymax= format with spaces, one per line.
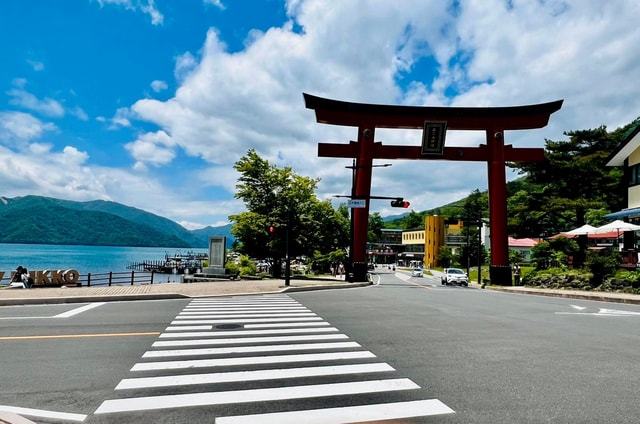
xmin=513 ymin=263 xmax=521 ymax=285
xmin=338 ymin=262 xmax=345 ymax=279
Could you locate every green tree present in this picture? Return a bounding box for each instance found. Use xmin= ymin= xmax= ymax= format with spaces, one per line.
xmin=229 ymin=149 xmax=349 ymax=276
xmin=368 ymin=212 xmax=384 ymax=242
xmin=457 ymin=190 xmax=486 ymax=271
xmin=509 ymin=125 xmax=628 ymax=237
xmin=438 ymin=246 xmax=456 ymax=268
xmin=403 ymin=210 xmax=424 ymax=230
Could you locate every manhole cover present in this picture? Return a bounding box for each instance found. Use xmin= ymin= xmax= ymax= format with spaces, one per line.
xmin=214 ymin=324 xmax=243 ymax=330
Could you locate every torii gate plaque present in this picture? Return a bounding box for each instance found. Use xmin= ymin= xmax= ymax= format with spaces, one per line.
xmin=304 ymin=93 xmax=563 ymax=285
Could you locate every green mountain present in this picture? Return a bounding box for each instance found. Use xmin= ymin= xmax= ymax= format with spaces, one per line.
xmin=0 ymin=195 xmax=234 ymax=248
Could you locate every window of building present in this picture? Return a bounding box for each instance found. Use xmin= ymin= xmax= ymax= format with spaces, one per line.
xmin=630 ymin=163 xmax=640 ymax=186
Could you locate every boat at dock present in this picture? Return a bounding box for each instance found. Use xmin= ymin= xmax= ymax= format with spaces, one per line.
xmin=127 ymin=250 xmax=208 ymax=274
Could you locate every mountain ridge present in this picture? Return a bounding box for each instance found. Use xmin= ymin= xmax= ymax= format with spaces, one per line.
xmin=0 ymin=195 xmax=234 ymax=248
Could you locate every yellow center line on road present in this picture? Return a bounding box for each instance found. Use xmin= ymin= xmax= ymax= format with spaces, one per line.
xmin=0 ymin=332 xmax=161 ymax=341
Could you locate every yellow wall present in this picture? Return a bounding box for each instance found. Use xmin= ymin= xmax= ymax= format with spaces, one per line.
xmin=629 ymin=148 xmax=640 ymax=166
xmin=628 ymin=148 xmax=640 ymax=208
xmin=424 ymin=215 xmax=445 ymax=268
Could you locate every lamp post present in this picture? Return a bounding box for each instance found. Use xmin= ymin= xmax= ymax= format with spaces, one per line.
xmin=272 ymin=185 xmax=292 ymax=286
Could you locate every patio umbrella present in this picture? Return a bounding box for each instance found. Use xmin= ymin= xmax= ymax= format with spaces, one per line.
xmin=591 ymin=220 xmax=640 ymax=234
xmin=564 ymin=224 xmax=596 ymax=236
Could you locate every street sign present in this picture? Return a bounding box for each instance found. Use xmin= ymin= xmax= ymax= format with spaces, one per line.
xmin=347 ymin=199 xmax=367 ymax=208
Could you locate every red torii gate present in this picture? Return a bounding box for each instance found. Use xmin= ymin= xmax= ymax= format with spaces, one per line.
xmin=304 ymin=93 xmax=563 ymax=284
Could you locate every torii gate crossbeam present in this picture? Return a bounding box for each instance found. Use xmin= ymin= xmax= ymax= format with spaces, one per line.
xmin=305 ymin=93 xmax=563 ymax=284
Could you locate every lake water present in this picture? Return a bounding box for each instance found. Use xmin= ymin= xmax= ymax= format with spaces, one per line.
xmin=0 ymin=243 xmax=208 ymax=283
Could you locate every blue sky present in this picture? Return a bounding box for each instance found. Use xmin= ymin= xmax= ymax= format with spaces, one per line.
xmin=2 ymin=1 xmax=640 ymax=230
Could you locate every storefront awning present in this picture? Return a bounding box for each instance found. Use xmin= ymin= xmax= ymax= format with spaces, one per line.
xmin=605 ymin=207 xmax=640 ymax=220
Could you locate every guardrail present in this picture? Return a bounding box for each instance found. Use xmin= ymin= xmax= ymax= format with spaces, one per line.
xmin=83 ymin=271 xmax=157 ymax=287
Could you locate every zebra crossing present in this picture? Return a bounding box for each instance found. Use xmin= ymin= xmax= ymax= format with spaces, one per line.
xmin=94 ymin=294 xmax=454 ymax=422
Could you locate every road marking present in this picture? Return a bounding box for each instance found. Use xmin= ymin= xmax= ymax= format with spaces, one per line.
xmin=116 ymin=362 xmax=395 ymax=390
xmin=164 ymin=325 xmax=213 ymax=331
xmin=171 ymin=317 xmax=323 ymax=325
xmin=0 ymin=405 xmax=87 ymax=422
xmin=0 ymin=302 xmax=106 ymax=320
xmin=244 ymin=321 xmax=330 ymax=328
xmin=181 ymin=307 xmax=309 ymax=312
xmin=0 ymin=332 xmax=160 ymax=341
xmin=556 ymin=307 xmax=640 ymax=316
xmin=131 ymin=350 xmax=377 ymax=371
xmin=94 ymin=294 xmax=455 ymax=421
xmin=152 ymin=333 xmax=349 ymax=347
xmin=95 ymin=379 xmax=419 ymax=414
xmin=175 ymin=312 xmax=316 ymax=319
xmin=53 ymin=302 xmax=106 ymax=317
xmin=164 ymin=321 xmax=331 ymax=331
xmin=158 ymin=327 xmax=339 ymax=338
xmin=215 ymin=399 xmax=455 ymax=424
xmin=142 ymin=341 xmax=362 ymax=358
xmin=570 ymin=305 xmax=587 ymax=310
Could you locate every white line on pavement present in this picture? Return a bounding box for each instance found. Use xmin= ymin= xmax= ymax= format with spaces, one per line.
xmin=158 ymin=327 xmax=339 ymax=338
xmin=215 ymin=399 xmax=455 ymax=424
xmin=152 ymin=333 xmax=349 ymax=347
xmin=175 ymin=313 xmax=316 ymax=319
xmin=116 ymin=362 xmax=395 ymax=390
xmin=131 ymin=350 xmax=376 ymax=371
xmin=94 ymin=379 xmax=419 ymax=414
xmin=53 ymin=302 xmax=106 ymax=318
xmin=142 ymin=341 xmax=361 ymax=358
xmin=0 ymin=405 xmax=87 ymax=422
xmin=244 ymin=322 xmax=330 ymax=328
xmin=170 ymin=317 xmax=323 ymax=325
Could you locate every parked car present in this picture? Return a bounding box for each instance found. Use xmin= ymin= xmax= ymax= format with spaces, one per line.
xmin=441 ymin=267 xmax=469 ymax=286
xmin=411 ymin=268 xmax=424 ymax=277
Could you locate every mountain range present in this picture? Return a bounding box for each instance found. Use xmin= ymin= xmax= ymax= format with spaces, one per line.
xmin=0 ymin=195 xmax=234 ymax=248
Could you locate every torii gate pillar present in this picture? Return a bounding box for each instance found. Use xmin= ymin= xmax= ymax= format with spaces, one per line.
xmin=304 ymin=93 xmax=563 ymax=285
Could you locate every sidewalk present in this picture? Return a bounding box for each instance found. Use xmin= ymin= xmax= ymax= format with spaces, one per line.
xmin=0 ymin=277 xmax=368 ymax=306
xmin=1 ymin=275 xmax=639 ymax=306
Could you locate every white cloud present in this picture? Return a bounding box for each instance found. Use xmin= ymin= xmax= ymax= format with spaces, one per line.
xmin=203 ymin=0 xmax=225 ymax=10
xmin=26 ymin=59 xmax=44 ymax=71
xmin=97 ymin=0 xmax=164 ymax=25
xmin=123 ymin=0 xmax=640 ymax=226
xmin=150 ymin=80 xmax=168 ymax=92
xmin=107 ymin=107 xmax=132 ymax=129
xmin=124 ymin=130 xmax=175 ymax=166
xmin=0 ymin=111 xmax=57 ymax=145
xmin=7 ymin=0 xmax=640 ymax=229
xmin=7 ymin=88 xmax=65 ymax=118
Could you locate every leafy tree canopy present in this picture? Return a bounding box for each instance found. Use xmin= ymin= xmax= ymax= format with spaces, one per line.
xmin=229 ymin=149 xmax=349 ymax=263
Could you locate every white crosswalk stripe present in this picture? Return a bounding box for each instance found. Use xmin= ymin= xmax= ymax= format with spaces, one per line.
xmin=94 ymin=294 xmax=454 ymax=421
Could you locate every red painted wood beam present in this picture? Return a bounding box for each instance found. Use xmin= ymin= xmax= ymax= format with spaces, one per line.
xmin=305 ymin=93 xmax=563 ymax=131
xmin=318 ymin=142 xmax=544 ymax=162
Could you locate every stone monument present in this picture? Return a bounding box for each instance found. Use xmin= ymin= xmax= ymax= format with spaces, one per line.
xmin=202 ymin=236 xmax=227 ymax=276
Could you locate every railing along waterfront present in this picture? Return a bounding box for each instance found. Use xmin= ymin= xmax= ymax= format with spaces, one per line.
xmin=83 ymin=271 xmax=156 ymax=287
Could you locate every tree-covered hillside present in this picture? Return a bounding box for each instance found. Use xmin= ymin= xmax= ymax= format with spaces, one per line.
xmin=0 ymin=195 xmax=233 ymax=247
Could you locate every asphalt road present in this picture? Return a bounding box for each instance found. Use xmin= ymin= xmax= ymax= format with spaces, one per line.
xmin=1 ymin=269 xmax=638 ymax=423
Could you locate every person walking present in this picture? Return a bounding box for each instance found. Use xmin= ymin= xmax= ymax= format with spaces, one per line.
xmin=513 ymin=263 xmax=521 ymax=285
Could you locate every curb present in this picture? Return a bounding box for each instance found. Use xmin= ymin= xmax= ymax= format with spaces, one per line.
xmin=0 ymin=282 xmax=372 ymax=306
xmin=484 ymin=286 xmax=640 ymax=305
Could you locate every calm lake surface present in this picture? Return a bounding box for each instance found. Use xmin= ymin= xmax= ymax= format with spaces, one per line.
xmin=0 ymin=243 xmax=208 ymax=282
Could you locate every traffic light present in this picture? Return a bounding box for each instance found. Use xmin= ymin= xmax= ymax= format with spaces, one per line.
xmin=268 ymin=225 xmax=275 ymax=234
xmin=390 ymin=198 xmax=410 ymax=208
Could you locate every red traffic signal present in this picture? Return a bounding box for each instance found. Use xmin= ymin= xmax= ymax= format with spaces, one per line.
xmin=390 ymin=198 xmax=410 ymax=208
xmin=268 ymin=225 xmax=275 ymax=233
